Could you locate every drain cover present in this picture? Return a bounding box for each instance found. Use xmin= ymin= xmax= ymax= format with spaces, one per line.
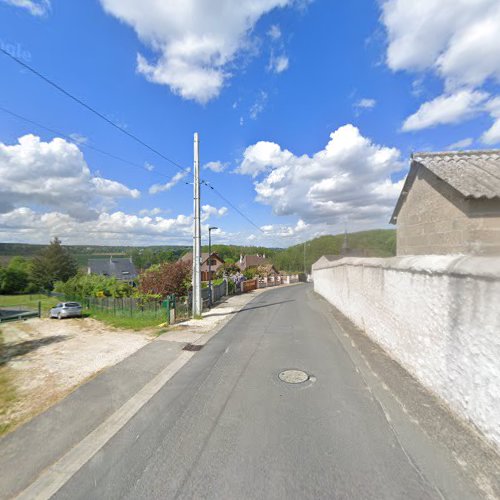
xmin=278 ymin=369 xmax=309 ymax=384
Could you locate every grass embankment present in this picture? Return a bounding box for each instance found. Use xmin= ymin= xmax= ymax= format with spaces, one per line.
xmin=0 ymin=329 xmax=18 ymax=436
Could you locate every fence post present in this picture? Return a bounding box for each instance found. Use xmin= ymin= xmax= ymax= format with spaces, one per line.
xmin=38 ymin=301 xmax=41 ymax=318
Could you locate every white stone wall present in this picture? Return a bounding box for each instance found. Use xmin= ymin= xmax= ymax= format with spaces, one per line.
xmin=312 ymin=255 xmax=500 ymax=449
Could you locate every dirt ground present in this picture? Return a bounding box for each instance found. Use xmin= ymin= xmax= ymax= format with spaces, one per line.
xmin=0 ymin=317 xmax=154 ymax=433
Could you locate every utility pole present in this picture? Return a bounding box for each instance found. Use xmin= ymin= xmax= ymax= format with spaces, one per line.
xmin=208 ymin=226 xmax=218 ymax=307
xmin=192 ymin=132 xmax=202 ymax=317
xmin=303 ymin=241 xmax=307 ymax=275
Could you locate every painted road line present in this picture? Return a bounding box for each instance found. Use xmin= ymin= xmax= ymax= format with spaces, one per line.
xmin=15 ymin=350 xmax=195 ymax=500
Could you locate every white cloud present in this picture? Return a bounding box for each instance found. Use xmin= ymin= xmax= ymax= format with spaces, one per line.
xmin=138 ymin=207 xmax=163 ymax=216
xmin=0 ymin=134 xmax=139 ymax=220
xmin=268 ymin=54 xmax=289 ymax=73
xmin=0 ymin=205 xmax=229 ymax=245
xmin=355 ymin=98 xmax=376 ymax=110
xmin=203 ymin=161 xmax=228 ymax=173
xmin=261 ymin=219 xmax=309 ymax=238
xmin=1 ymin=0 xmax=50 ymax=16
xmin=381 ymin=0 xmax=500 ymax=136
xmin=447 ymin=138 xmax=473 ymax=150
xmin=144 ymin=162 xmax=155 ymax=171
xmin=149 ymin=169 xmax=189 ymax=194
xmin=238 ymin=124 xmax=403 ymax=227
xmin=268 ymin=24 xmax=282 ymax=40
xmin=69 ymin=133 xmax=88 ymax=145
xmin=99 ymin=0 xmax=297 ymax=103
xmin=249 ymin=91 xmax=268 ymax=120
xmin=402 ymin=90 xmax=489 ymax=131
xmin=382 ymin=0 xmax=500 ymax=88
xmin=201 ymin=204 xmax=228 ymax=222
xmin=481 ymin=97 xmax=500 ymax=145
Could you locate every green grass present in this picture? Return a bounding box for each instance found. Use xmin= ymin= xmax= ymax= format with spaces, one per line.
xmin=87 ymin=309 xmax=166 ymax=330
xmin=0 ymin=329 xmax=18 ymax=436
xmin=0 ymin=294 xmax=58 ymax=316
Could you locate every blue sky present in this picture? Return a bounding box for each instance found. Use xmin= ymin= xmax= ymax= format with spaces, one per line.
xmin=1 ymin=0 xmax=499 ymax=246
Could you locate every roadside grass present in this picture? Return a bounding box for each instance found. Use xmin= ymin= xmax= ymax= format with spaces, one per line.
xmin=0 ymin=294 xmax=58 ymax=316
xmin=87 ymin=309 xmax=165 ymax=331
xmin=0 ymin=329 xmax=18 ymax=436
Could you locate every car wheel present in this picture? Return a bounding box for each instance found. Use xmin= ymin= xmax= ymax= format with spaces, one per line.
xmin=57 ymin=313 xmax=62 ymax=320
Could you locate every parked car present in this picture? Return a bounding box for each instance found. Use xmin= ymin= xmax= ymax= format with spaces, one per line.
xmin=49 ymin=302 xmax=83 ymax=319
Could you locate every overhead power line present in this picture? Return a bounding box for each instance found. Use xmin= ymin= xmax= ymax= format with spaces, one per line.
xmin=0 ymin=105 xmax=189 ymax=184
xmin=1 ymin=48 xmax=270 ymax=238
xmin=202 ymin=181 xmax=265 ymax=234
xmin=0 ymin=47 xmax=189 ymax=175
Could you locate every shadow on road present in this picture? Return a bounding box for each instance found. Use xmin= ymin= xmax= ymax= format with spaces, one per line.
xmin=204 ymin=299 xmax=295 ymax=318
xmin=0 ymin=336 xmax=70 ymax=366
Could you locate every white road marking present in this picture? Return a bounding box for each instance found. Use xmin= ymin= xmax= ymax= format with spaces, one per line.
xmin=15 ymin=350 xmax=195 ymax=500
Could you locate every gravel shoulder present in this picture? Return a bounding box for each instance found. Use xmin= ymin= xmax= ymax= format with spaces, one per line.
xmin=0 ymin=317 xmax=153 ymax=434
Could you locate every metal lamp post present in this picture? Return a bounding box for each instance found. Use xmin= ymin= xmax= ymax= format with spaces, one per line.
xmin=208 ymin=226 xmax=218 ymax=307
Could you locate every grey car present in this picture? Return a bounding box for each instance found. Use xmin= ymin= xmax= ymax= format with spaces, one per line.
xmin=49 ymin=302 xmax=83 ymax=319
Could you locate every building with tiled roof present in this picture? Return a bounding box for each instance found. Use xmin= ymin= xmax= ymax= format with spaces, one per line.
xmin=390 ymin=150 xmax=500 ymax=255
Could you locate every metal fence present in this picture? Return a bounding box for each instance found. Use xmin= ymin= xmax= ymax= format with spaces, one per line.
xmin=79 ymin=296 xmax=167 ymax=322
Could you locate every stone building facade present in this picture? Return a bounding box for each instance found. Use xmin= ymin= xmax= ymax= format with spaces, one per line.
xmin=390 ymin=150 xmax=500 ymax=256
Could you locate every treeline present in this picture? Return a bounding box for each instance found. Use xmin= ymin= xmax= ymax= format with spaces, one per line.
xmin=272 ymin=229 xmax=397 ymax=273
xmin=0 ymin=237 xmax=78 ymax=294
xmin=199 ymin=245 xmax=280 ymax=264
xmin=1 ymin=229 xmax=396 ymax=288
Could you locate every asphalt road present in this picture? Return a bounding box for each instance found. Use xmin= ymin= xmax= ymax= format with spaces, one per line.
xmin=53 ymin=284 xmax=487 ymax=500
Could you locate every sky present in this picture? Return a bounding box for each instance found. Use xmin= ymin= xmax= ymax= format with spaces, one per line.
xmin=1 ymin=0 xmax=500 ymax=247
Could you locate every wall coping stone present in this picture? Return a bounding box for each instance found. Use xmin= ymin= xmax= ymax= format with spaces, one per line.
xmin=312 ymin=254 xmax=500 ymax=280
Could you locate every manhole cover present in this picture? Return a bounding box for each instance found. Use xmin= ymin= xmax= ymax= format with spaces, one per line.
xmin=278 ymin=370 xmax=309 ymax=384
xmin=183 ymin=343 xmax=203 ymax=351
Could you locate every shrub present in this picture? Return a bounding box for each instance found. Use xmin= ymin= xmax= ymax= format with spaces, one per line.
xmin=54 ymin=273 xmax=135 ymax=299
xmin=138 ymin=260 xmax=191 ymax=298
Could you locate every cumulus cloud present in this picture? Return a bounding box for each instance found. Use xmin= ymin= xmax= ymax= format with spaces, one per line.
xmin=1 ymin=0 xmax=50 ymax=16
xmin=402 ymin=90 xmax=489 ymax=131
xmin=0 ymin=134 xmax=139 ymax=220
xmin=381 ymin=0 xmax=500 ymax=138
xmin=0 ymin=205 xmax=229 ymax=245
xmin=99 ymin=0 xmax=297 ymax=103
xmin=149 ymin=169 xmax=189 ymax=194
xmin=203 ymin=161 xmax=228 ymax=173
xmin=237 ymin=124 xmax=403 ymax=226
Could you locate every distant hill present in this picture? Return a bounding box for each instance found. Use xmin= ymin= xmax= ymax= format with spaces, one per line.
xmin=272 ymin=229 xmax=396 ymax=273
xmin=0 ymin=229 xmax=395 ymax=272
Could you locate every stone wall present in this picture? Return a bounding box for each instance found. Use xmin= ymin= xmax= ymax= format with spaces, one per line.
xmin=396 ymin=167 xmax=500 ymax=255
xmin=312 ymin=255 xmax=500 ymax=450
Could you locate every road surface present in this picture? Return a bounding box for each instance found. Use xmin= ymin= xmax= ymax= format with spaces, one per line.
xmin=50 ymin=284 xmax=490 ymax=499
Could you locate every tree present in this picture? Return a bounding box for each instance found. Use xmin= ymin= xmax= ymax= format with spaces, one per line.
xmin=138 ymin=260 xmax=191 ymax=298
xmin=30 ymin=237 xmax=78 ymax=291
xmin=0 ymin=257 xmax=30 ymax=294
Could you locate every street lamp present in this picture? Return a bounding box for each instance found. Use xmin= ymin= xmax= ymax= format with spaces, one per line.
xmin=208 ymin=226 xmax=218 ymax=307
